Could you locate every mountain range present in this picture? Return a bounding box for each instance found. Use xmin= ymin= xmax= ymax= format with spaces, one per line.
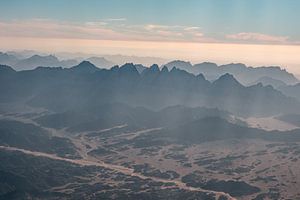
xmin=0 ymin=52 xmax=116 ymax=71
xmin=1 ymin=61 xmax=299 ymax=117
xmin=0 ymin=51 xmax=167 ymax=70
xmin=163 ymin=60 xmax=298 ymax=85
xmin=1 ymin=52 xmax=298 ymax=88
xmin=0 ymin=53 xmax=78 ymax=70
xmin=249 ymin=76 xmax=287 ymax=88
xmin=85 ymin=57 xmax=115 ymax=68
xmin=1 ymin=57 xmax=300 ymax=200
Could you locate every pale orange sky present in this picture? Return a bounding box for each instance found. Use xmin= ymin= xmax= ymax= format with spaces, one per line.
xmin=1 ymin=36 xmax=300 ymax=77
xmin=1 ymin=1 xmax=300 ymax=77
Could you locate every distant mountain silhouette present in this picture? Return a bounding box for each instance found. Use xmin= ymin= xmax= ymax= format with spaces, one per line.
xmin=2 ymin=52 xmax=297 ymax=87
xmin=1 ymin=63 xmax=299 ymax=117
xmin=249 ymin=76 xmax=287 ymax=88
xmin=118 ymin=63 xmax=139 ymax=75
xmin=86 ymin=57 xmax=115 ymax=68
xmin=6 ymin=50 xmax=42 ymax=59
xmin=212 ymin=73 xmax=243 ymax=88
xmin=134 ymin=64 xmax=147 ymax=73
xmin=278 ymin=83 xmax=300 ymax=102
xmin=0 ymin=52 xmax=19 ymax=66
xmin=0 ymin=64 xmax=16 ymax=75
xmin=14 ymin=55 xmax=60 ymax=70
xmin=102 ymin=54 xmax=168 ymax=66
xmin=141 ymin=64 xmax=160 ymax=78
xmin=163 ymin=60 xmax=193 ymax=72
xmin=0 ymin=53 xmax=79 ymax=70
xmin=58 ymin=59 xmax=79 ymax=68
xmin=69 ymin=61 xmax=100 ymax=73
xmin=163 ymin=61 xmax=298 ymax=85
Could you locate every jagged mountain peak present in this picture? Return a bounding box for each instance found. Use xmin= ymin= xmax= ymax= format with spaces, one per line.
xmin=0 ymin=64 xmax=16 ymax=74
xmin=70 ymin=61 xmax=99 ymax=73
xmin=164 ymin=60 xmax=193 ymax=71
xmin=120 ymin=63 xmax=137 ymax=70
xmin=119 ymin=63 xmax=139 ymax=75
xmin=213 ymin=73 xmax=242 ymax=86
xmin=196 ymin=73 xmax=206 ymax=80
xmin=86 ymin=56 xmax=115 ymax=68
xmin=161 ymin=66 xmax=169 ymax=73
xmin=149 ymin=64 xmax=160 ymax=72
xmin=29 ymin=54 xmax=59 ymax=61
xmin=111 ymin=65 xmax=120 ymax=71
xmin=141 ymin=64 xmax=160 ymax=77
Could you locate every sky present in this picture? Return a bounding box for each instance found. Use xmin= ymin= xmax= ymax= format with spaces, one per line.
xmin=0 ymin=0 xmax=299 ymax=74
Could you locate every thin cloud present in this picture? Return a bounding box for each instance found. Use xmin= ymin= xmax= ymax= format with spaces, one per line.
xmin=3 ymin=19 xmax=296 ymax=45
xmin=0 ymin=19 xmax=213 ymax=43
xmin=141 ymin=24 xmax=210 ymax=42
xmin=0 ymin=19 xmax=125 ymax=40
xmin=184 ymin=26 xmax=201 ymax=31
xmin=105 ymin=18 xmax=127 ymax=21
xmin=226 ymin=32 xmax=289 ymax=44
xmin=85 ymin=21 xmax=108 ymax=26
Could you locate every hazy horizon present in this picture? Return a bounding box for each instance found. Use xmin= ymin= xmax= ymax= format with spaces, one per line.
xmin=1 ymin=45 xmax=300 ymax=78
xmin=0 ymin=0 xmax=299 ymax=75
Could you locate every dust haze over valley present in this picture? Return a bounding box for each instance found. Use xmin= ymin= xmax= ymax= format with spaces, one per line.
xmin=1 ymin=0 xmax=300 ymax=200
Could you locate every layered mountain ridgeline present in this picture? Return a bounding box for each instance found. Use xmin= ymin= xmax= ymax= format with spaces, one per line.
xmin=2 ymin=51 xmax=298 ymax=86
xmin=0 ymin=52 xmax=132 ymax=71
xmin=278 ymin=83 xmax=300 ymax=102
xmin=86 ymin=57 xmax=115 ymax=68
xmin=0 ymin=62 xmax=299 ymax=117
xmin=0 ymin=52 xmax=19 ymax=66
xmin=249 ymin=76 xmax=287 ymax=89
xmin=163 ymin=60 xmax=298 ymax=85
xmin=0 ymin=120 xmax=80 ymax=159
xmin=0 ymin=53 xmax=79 ymax=70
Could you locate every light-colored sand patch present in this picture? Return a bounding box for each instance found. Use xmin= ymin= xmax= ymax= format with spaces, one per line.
xmin=245 ymin=116 xmax=298 ymax=131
